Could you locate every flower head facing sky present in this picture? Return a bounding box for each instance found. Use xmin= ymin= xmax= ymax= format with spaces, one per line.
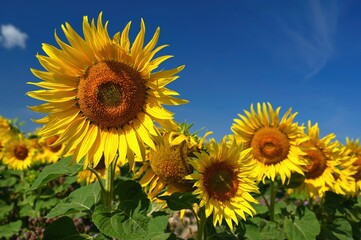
xmin=186 ymin=137 xmax=258 ymax=229
xmin=2 ymin=134 xmax=36 ymax=171
xmin=27 ymin=12 xmax=187 ymax=169
xmin=294 ymin=121 xmax=340 ymax=199
xmin=231 ymin=102 xmax=308 ymax=184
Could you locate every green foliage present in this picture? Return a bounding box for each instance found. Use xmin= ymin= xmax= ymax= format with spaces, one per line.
xmin=47 ymin=183 xmax=101 ymax=218
xmin=283 ymin=207 xmax=320 ymax=240
xmin=43 ymin=216 xmax=89 ymax=240
xmin=31 ymin=156 xmax=82 ymax=190
xmin=0 ymin=220 xmax=22 ymax=238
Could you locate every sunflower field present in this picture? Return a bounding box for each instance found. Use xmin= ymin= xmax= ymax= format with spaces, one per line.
xmin=1 ymin=12 xmax=361 ymax=240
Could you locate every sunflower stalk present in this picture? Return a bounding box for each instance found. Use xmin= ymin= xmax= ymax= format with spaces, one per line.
xmin=103 ymin=154 xmax=119 ymax=210
xmin=196 ymin=207 xmax=206 ymax=240
xmin=269 ymin=180 xmax=276 ymax=221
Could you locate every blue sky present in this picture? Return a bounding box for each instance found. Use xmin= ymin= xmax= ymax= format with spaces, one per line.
xmin=1 ymin=0 xmax=361 ymax=143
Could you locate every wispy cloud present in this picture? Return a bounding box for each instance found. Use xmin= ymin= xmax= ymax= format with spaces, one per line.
xmin=0 ymin=24 xmax=28 ymax=49
xmin=280 ymin=0 xmax=338 ymax=79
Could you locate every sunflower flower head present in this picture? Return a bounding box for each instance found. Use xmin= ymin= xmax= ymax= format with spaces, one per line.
xmin=344 ymin=138 xmax=361 ymax=195
xmin=231 ymin=102 xmax=308 ymax=184
xmin=293 ymin=121 xmax=340 ymax=199
xmin=2 ymin=134 xmax=36 ymax=171
xmin=26 ymin=12 xmax=188 ymax=170
xmin=135 ymin=125 xmax=210 ymax=201
xmin=186 ymin=136 xmax=259 ymax=229
xmin=33 ymin=135 xmax=64 ymax=164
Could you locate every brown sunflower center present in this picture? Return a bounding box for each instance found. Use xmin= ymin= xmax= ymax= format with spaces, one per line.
xmin=203 ymin=161 xmax=238 ymax=202
xmin=46 ymin=136 xmax=62 ymax=153
xmin=352 ymin=156 xmax=361 ymax=180
xmin=251 ymin=127 xmax=290 ymax=165
xmin=77 ymin=60 xmax=146 ymax=128
xmin=14 ymin=145 xmax=28 ymax=160
xmin=149 ymin=141 xmax=193 ymax=184
xmin=304 ymin=145 xmax=327 ymax=179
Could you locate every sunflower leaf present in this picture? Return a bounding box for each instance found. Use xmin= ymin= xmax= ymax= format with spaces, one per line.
xmin=284 ymin=207 xmax=320 ymax=240
xmin=46 ymin=183 xmax=101 ymax=218
xmin=30 ymin=156 xmax=82 ymax=190
xmin=93 ymin=203 xmax=169 ymax=239
xmin=0 ymin=220 xmax=22 ymax=238
xmin=43 ymin=216 xmax=89 ymax=240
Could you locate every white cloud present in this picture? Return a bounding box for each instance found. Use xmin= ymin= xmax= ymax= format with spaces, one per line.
xmin=0 ymin=24 xmax=28 ymax=49
xmin=276 ymin=0 xmax=338 ymax=79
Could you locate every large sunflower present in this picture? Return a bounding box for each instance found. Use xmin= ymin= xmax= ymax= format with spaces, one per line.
xmin=231 ymin=102 xmax=308 ymax=184
xmin=2 ymin=134 xmax=36 ymax=171
xmin=186 ymin=137 xmax=259 ymax=229
xmin=293 ymin=121 xmax=341 ymax=199
xmin=135 ymin=124 xmax=211 ymax=201
xmin=27 ymin=12 xmax=188 ymax=169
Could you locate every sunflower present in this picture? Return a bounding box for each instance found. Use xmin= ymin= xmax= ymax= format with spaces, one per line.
xmin=344 ymin=138 xmax=361 ymax=195
xmin=2 ymin=134 xmax=36 ymax=170
xmin=186 ymin=137 xmax=259 ymax=229
xmin=135 ymin=124 xmax=210 ymax=201
xmin=0 ymin=115 xmax=11 ymax=130
xmin=0 ymin=115 xmax=13 ymax=155
xmin=292 ymin=121 xmax=341 ymax=199
xmin=36 ymin=135 xmax=65 ymax=164
xmin=231 ymin=102 xmax=308 ymax=184
xmin=27 ymin=12 xmax=188 ymax=170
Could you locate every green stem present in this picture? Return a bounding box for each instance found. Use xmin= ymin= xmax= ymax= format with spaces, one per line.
xmin=87 ymin=166 xmax=106 ymax=192
xmin=196 ymin=207 xmax=206 ymax=240
xmin=103 ymin=154 xmax=119 ymax=209
xmin=270 ymin=180 xmax=276 ymax=221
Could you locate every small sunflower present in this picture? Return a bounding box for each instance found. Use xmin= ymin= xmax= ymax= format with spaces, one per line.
xmin=135 ymin=124 xmax=210 ymax=201
xmin=186 ymin=137 xmax=259 ymax=229
xmin=231 ymin=102 xmax=308 ymax=184
xmin=330 ymin=142 xmax=357 ymax=196
xmin=293 ymin=121 xmax=340 ymax=199
xmin=0 ymin=115 xmax=11 ymax=131
xmin=38 ymin=135 xmax=65 ymax=164
xmin=27 ymin=12 xmax=188 ymax=170
xmin=344 ymin=138 xmax=361 ymax=195
xmin=2 ymin=134 xmax=36 ymax=170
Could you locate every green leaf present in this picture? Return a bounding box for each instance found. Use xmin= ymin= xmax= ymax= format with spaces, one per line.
xmin=0 ymin=220 xmax=22 ymax=238
xmin=116 ymin=180 xmax=149 ymax=214
xmin=46 ymin=183 xmax=101 ymax=218
xmin=43 ymin=216 xmax=88 ymax=240
xmin=0 ymin=202 xmax=13 ymax=220
xmin=146 ymin=215 xmax=170 ymax=239
xmin=284 ymin=208 xmax=320 ymax=240
xmin=243 ymin=224 xmax=262 ymax=240
xmin=31 ymin=156 xmax=82 ymax=190
xmin=0 ymin=176 xmax=18 ymax=187
xmin=92 ymin=204 xmax=148 ymax=239
xmin=19 ymin=204 xmax=37 ymax=218
xmin=159 ymin=192 xmax=198 ymax=211
xmin=330 ymin=218 xmax=353 ymax=240
xmin=244 ymin=217 xmax=285 ymax=240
